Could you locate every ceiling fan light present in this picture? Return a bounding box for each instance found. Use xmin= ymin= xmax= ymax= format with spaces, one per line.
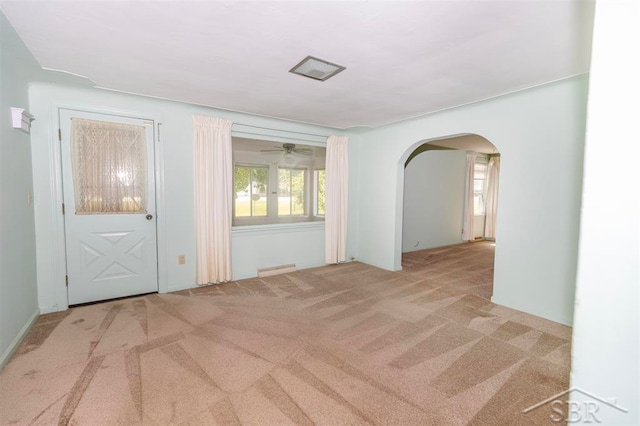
xmin=284 ymin=152 xmax=294 ymax=164
xmin=289 ymin=56 xmax=346 ymax=82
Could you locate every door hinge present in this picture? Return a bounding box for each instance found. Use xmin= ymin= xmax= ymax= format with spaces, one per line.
xmin=65 ymin=275 xmax=69 ymax=287
xmin=62 ymin=203 xmax=65 ymax=215
xmin=157 ymin=122 xmax=162 ymax=142
xmin=58 ymin=129 xmax=62 ymax=141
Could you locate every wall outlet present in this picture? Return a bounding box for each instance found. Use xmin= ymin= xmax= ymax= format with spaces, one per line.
xmin=177 ymin=255 xmax=185 ymax=265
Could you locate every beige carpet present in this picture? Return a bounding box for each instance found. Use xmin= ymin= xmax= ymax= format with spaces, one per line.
xmin=0 ymin=241 xmax=571 ymax=425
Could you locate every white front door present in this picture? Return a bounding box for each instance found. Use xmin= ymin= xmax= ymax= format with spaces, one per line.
xmin=60 ymin=109 xmax=158 ymax=305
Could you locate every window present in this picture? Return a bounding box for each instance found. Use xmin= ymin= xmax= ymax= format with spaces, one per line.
xmin=278 ymin=168 xmax=306 ymax=215
xmin=473 ymin=159 xmax=488 ymax=215
xmin=315 ymin=169 xmax=326 ymax=216
xmin=232 ymin=137 xmax=326 ymax=225
xmin=234 ymin=166 xmax=268 ymax=217
xmin=70 ymin=118 xmax=148 ymax=214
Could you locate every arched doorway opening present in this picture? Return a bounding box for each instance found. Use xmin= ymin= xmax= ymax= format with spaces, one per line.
xmin=401 ymin=134 xmax=500 ymax=300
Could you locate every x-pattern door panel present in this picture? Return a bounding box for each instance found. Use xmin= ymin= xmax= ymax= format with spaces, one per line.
xmin=60 ymin=109 xmax=158 ymax=305
xmin=80 ymin=230 xmax=145 ymax=282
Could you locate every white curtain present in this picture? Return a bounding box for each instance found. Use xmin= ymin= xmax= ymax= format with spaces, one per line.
xmin=484 ymin=156 xmax=500 ymax=239
xmin=325 ymin=135 xmax=349 ymax=264
xmin=70 ymin=118 xmax=147 ymax=214
xmin=461 ymin=153 xmax=476 ymax=241
xmin=193 ymin=115 xmax=233 ymax=284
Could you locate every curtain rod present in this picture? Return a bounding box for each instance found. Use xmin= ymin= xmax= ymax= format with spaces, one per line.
xmin=233 ymin=122 xmax=330 ymax=139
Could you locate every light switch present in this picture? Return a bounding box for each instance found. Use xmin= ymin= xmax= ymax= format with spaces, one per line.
xmin=177 ymin=255 xmax=185 ymax=265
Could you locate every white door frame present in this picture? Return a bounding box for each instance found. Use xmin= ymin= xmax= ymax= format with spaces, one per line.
xmin=47 ymin=103 xmax=168 ymax=311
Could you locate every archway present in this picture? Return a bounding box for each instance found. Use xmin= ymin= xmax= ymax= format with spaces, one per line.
xmin=400 ymin=134 xmax=500 ymax=300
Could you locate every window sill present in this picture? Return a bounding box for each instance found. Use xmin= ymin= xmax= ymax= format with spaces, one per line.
xmin=232 ymin=220 xmax=325 ymax=235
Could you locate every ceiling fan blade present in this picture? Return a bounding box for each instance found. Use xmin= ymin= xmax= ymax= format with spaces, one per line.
xmin=260 ymin=149 xmax=285 ymax=152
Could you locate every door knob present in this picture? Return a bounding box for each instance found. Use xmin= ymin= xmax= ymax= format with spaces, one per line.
xmin=146 ymin=214 xmax=153 ymax=220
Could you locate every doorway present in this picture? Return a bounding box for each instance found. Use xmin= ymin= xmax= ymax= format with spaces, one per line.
xmin=59 ymin=109 xmax=159 ymax=305
xmin=402 ymin=134 xmax=499 ymax=299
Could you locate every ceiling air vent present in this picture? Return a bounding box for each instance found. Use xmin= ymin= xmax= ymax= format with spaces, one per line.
xmin=289 ymin=56 xmax=346 ymax=81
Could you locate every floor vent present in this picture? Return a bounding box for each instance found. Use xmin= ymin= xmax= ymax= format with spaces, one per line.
xmin=257 ymin=264 xmax=297 ymax=278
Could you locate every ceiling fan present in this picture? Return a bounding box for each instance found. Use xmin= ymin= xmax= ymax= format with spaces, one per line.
xmin=260 ymin=143 xmax=313 ymax=157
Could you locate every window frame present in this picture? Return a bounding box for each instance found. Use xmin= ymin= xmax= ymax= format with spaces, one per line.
xmin=233 ymin=163 xmax=270 ymax=219
xmin=277 ymin=166 xmax=308 ymax=217
xmin=473 ymin=157 xmax=488 ymax=216
xmin=314 ymin=169 xmax=326 ymax=217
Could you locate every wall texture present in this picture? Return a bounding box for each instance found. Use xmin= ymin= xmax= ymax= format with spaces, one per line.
xmin=402 ymin=149 xmax=466 ymax=251
xmin=28 ymin=83 xmax=360 ymax=312
xmin=355 ymin=75 xmax=588 ymax=325
xmin=570 ymin=1 xmax=639 ymax=422
xmin=24 ymin=60 xmax=587 ymax=327
xmin=0 ymin=12 xmax=40 ymax=368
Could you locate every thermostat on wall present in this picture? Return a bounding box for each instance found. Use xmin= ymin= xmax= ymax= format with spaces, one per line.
xmin=11 ymin=107 xmax=35 ymax=134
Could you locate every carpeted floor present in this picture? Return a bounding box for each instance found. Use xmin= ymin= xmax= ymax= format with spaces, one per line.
xmin=0 ymin=241 xmax=571 ymax=425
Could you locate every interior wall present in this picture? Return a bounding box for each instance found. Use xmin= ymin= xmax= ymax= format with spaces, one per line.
xmin=402 ymin=149 xmax=466 ymax=251
xmin=232 ymin=223 xmax=325 ymax=279
xmin=28 ymin=83 xmax=360 ymax=312
xmin=570 ymin=1 xmax=639 ymax=422
xmin=355 ymin=75 xmax=588 ymax=325
xmin=0 ymin=12 xmax=40 ymax=367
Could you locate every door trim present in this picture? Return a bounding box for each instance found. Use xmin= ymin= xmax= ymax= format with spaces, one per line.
xmin=48 ymin=103 xmax=167 ymax=311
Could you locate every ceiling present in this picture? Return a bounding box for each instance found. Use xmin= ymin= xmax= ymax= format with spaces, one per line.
xmin=430 ymin=134 xmax=498 ymax=154
xmin=0 ymin=1 xmax=594 ymax=129
xmin=233 ymin=137 xmax=326 ymax=157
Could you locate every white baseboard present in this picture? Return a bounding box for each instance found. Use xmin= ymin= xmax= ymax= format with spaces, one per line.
xmin=258 ymin=264 xmax=297 ymax=278
xmin=39 ymin=306 xmax=61 ymax=314
xmin=0 ymin=309 xmax=40 ymax=372
xmin=166 ymin=260 xmax=353 ymax=293
xmin=167 ymin=282 xmax=199 ymax=293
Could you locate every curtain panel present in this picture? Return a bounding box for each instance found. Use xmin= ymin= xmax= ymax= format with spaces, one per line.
xmin=461 ymin=152 xmax=477 ymax=241
xmin=325 ymin=135 xmax=349 ymax=264
xmin=193 ymin=115 xmax=233 ymax=284
xmin=485 ymin=156 xmax=500 ymax=239
xmin=70 ymin=118 xmax=147 ymax=214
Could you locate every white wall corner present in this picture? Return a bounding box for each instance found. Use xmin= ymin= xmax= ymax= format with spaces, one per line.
xmin=39 ymin=306 xmax=61 ymax=314
xmin=0 ymin=309 xmax=40 ymax=372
